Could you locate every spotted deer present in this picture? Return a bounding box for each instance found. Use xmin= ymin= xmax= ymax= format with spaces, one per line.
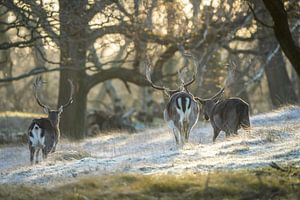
xmin=195 ymin=88 xmax=250 ymax=142
xmin=28 ymin=77 xmax=74 ymax=164
xmin=145 ymin=62 xmax=199 ymax=147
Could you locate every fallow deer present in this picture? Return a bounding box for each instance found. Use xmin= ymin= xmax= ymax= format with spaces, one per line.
xmin=146 ymin=62 xmax=199 ymax=147
xmin=28 ymin=77 xmax=74 ymax=164
xmin=195 ymin=88 xmax=250 ymax=142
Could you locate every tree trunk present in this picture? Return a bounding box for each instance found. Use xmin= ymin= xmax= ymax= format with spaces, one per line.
xmin=58 ymin=0 xmax=88 ymax=139
xmin=265 ymin=50 xmax=298 ymax=107
xmin=262 ymin=0 xmax=300 ymax=77
xmin=58 ymin=71 xmax=88 ymax=139
xmin=255 ymin=0 xmax=299 ymax=108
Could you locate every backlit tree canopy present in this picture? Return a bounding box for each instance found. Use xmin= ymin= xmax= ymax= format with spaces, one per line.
xmin=1 ymin=0 xmax=299 ymax=138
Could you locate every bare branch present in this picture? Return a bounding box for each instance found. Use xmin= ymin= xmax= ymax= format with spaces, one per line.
xmin=247 ymin=2 xmax=273 ymax=28
xmin=0 ymin=35 xmax=46 ymax=49
xmin=0 ymin=66 xmax=80 ymax=83
xmin=86 ymin=67 xmax=151 ymax=91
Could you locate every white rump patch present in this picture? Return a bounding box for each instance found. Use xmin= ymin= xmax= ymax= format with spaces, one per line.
xmin=29 ymin=124 xmax=45 ymax=148
xmin=176 ymin=97 xmax=192 ymax=125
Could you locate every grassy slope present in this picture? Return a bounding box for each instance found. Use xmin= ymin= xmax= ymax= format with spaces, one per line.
xmin=1 ymin=167 xmax=300 ymax=200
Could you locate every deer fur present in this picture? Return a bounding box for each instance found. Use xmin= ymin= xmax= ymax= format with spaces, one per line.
xmin=28 ymin=77 xmax=74 ymax=164
xmin=28 ymin=119 xmax=56 ymax=164
xmin=196 ymin=90 xmax=250 ymax=142
xmin=164 ymin=91 xmax=199 ymax=145
xmin=145 ymin=60 xmax=199 ymax=146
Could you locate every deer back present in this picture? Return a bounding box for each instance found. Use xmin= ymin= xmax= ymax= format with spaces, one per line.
xmin=211 ymin=98 xmax=249 ymax=128
xmin=165 ymin=91 xmax=199 ymax=125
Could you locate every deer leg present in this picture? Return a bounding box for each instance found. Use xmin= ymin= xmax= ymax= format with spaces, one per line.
xmin=213 ymin=128 xmax=220 ymax=143
xmin=225 ymin=131 xmax=230 ymax=137
xmin=232 ymin=122 xmax=239 ymax=135
xmin=42 ymin=148 xmax=47 ymax=160
xmin=234 ymin=127 xmax=238 ymax=135
xmin=35 ymin=149 xmax=40 ymax=164
xmin=173 ymin=128 xmax=180 ymax=145
xmin=168 ymin=119 xmax=181 ymax=146
xmin=179 ymin=131 xmax=184 ymax=146
xmin=52 ymin=133 xmax=59 ymax=153
xmin=184 ymin=130 xmax=189 ymax=143
xmin=30 ymin=147 xmax=35 ymax=165
xmin=51 ymin=142 xmax=57 ymax=153
xmin=183 ymin=121 xmax=189 ymax=143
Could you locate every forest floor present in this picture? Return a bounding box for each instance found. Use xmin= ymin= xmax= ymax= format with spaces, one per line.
xmin=1 ymin=106 xmax=300 ymax=188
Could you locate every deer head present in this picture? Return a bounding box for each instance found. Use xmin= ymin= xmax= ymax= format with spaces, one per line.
xmin=195 ymin=87 xmax=225 ymax=120
xmin=33 ymin=76 xmax=74 ymax=127
xmin=145 ymin=58 xmax=195 ymax=97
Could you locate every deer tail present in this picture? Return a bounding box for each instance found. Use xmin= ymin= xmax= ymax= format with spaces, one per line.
xmin=240 ymin=104 xmax=250 ymax=130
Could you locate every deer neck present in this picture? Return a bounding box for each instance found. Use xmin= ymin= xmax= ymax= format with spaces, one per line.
xmin=48 ymin=119 xmax=60 ymax=129
xmin=206 ymin=101 xmax=217 ymax=118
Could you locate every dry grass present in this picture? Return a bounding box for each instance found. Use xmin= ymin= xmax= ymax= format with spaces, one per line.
xmin=1 ymin=167 xmax=300 ymax=200
xmin=0 ymin=111 xmax=46 ymax=118
xmin=50 ymin=150 xmax=92 ymax=162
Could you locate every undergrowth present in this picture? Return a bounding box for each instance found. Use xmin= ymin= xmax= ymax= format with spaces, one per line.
xmin=1 ymin=166 xmax=300 ymax=200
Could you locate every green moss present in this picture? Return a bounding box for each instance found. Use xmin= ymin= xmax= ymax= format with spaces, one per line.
xmin=1 ymin=167 xmax=300 ymax=200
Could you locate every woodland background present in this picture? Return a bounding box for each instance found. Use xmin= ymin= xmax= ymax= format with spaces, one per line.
xmin=0 ymin=0 xmax=300 ymax=139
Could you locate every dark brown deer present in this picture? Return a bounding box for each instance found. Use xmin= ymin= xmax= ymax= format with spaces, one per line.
xmin=146 ymin=62 xmax=199 ymax=147
xmin=195 ymin=88 xmax=250 ymax=142
xmin=28 ymin=77 xmax=74 ymax=164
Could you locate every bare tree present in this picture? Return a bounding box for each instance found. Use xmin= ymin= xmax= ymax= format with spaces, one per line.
xmin=261 ymin=0 xmax=300 ymax=76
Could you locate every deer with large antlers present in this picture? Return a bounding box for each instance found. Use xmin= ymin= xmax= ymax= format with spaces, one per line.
xmin=146 ymin=62 xmax=199 ymax=147
xmin=195 ymin=88 xmax=250 ymax=142
xmin=28 ymin=77 xmax=74 ymax=164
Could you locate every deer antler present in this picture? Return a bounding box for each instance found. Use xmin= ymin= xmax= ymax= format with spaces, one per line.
xmin=145 ymin=64 xmax=166 ymax=91
xmin=211 ymin=87 xmax=225 ymax=100
xmin=183 ymin=74 xmax=195 ymax=88
xmin=195 ymin=87 xmax=225 ymax=104
xmin=33 ymin=76 xmax=50 ymax=111
xmin=178 ymin=49 xmax=197 ymax=90
xmin=60 ymin=79 xmax=74 ymax=109
xmin=146 ymin=51 xmax=197 ymax=96
xmin=145 ymin=58 xmax=177 ymax=97
xmin=178 ymin=68 xmax=196 ymax=92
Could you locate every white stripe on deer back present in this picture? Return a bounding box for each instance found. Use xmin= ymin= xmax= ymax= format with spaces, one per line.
xmin=185 ymin=97 xmax=192 ymax=119
xmin=29 ymin=124 xmax=45 ymax=148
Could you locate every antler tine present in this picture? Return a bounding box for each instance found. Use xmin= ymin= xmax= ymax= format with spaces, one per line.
xmin=61 ymin=79 xmax=74 ymax=109
xmin=183 ymin=74 xmax=195 ymax=87
xmin=178 ymin=49 xmax=197 ymax=89
xmin=194 ymin=96 xmax=207 ymax=104
xmin=145 ymin=58 xmax=170 ymax=95
xmin=194 ymin=87 xmax=225 ymax=104
xmin=211 ymin=87 xmax=225 ymax=100
xmin=33 ymin=76 xmax=50 ymax=111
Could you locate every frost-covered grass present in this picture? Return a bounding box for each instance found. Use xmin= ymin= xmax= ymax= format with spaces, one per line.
xmin=0 ymin=106 xmax=300 ymax=187
xmin=1 ymin=167 xmax=300 ymax=200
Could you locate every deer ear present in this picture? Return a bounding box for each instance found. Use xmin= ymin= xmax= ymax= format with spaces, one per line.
xmin=43 ymin=107 xmax=49 ymax=114
xmin=58 ymin=106 xmax=63 ymax=114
